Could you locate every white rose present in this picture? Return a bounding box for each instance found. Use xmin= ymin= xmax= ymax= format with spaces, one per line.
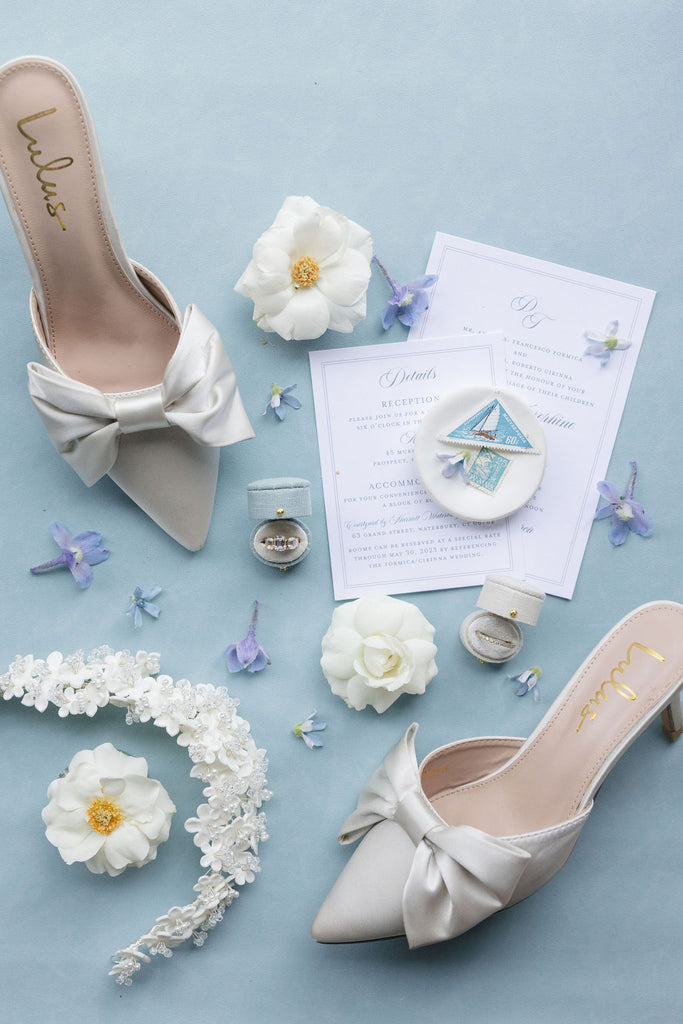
xmin=321 ymin=596 xmax=438 ymax=713
xmin=42 ymin=742 xmax=175 ymax=876
xmin=235 ymin=195 xmax=373 ymax=341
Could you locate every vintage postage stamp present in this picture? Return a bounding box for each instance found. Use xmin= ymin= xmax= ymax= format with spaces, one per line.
xmin=466 ymin=446 xmax=511 ymax=493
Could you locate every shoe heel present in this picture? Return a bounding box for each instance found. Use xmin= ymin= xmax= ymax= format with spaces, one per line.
xmin=661 ymin=689 xmax=683 ymax=741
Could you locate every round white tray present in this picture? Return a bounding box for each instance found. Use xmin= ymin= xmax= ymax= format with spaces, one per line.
xmin=414 ymin=385 xmax=546 ymax=522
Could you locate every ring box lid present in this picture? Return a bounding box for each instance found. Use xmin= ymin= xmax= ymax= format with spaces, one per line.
xmin=476 ymin=574 xmax=545 ymax=626
xmin=247 ymin=477 xmax=312 ymax=521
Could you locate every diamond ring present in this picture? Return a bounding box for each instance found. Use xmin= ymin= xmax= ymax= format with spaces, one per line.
xmin=262 ymin=535 xmax=300 ymax=552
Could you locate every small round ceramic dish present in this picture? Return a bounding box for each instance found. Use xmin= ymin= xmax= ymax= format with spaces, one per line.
xmin=414 ymin=385 xmax=546 ymax=522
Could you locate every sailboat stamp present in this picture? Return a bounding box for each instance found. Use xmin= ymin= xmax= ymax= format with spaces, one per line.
xmin=438 ymin=397 xmax=539 ymax=453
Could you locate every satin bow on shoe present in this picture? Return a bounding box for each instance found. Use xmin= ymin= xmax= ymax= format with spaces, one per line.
xmin=27 ymin=305 xmax=251 ymax=487
xmin=334 ymin=725 xmax=531 ymax=948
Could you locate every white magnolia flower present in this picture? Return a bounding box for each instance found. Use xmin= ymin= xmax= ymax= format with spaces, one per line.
xmin=321 ymin=595 xmax=438 ymax=713
xmin=42 ymin=742 xmax=175 ymax=876
xmin=234 ymin=195 xmax=373 ymax=341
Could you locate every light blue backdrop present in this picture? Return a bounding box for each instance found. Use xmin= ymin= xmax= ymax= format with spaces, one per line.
xmin=0 ymin=2 xmax=681 ymax=1021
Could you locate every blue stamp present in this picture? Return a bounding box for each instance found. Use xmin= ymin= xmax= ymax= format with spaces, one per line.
xmin=441 ymin=399 xmax=535 ymax=452
xmin=467 ymin=447 xmax=511 ymax=494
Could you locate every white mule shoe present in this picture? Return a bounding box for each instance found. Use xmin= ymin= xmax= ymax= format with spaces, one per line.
xmin=312 ymin=601 xmax=683 ymax=947
xmin=0 ymin=56 xmax=253 ymax=550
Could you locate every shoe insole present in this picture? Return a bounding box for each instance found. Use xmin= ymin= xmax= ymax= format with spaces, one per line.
xmin=423 ymin=602 xmax=683 ymax=835
xmin=0 ymin=58 xmax=179 ymax=392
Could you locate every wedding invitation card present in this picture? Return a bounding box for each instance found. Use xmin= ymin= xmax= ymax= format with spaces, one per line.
xmin=309 ymin=335 xmax=525 ymax=600
xmin=409 ymin=235 xmax=656 ymax=598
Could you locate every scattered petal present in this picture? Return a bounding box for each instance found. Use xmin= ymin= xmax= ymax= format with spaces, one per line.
xmin=127 ymin=586 xmax=163 ymax=629
xmin=506 ymin=666 xmax=542 ymax=701
xmin=584 ymin=320 xmax=631 ymax=365
xmin=263 ymin=383 xmax=301 ymax=421
xmin=293 ymin=710 xmax=327 ymax=749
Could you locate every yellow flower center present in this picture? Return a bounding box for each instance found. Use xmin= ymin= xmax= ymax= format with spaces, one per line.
xmin=291 ymin=256 xmax=320 ymax=289
xmin=87 ymin=795 xmax=123 ymax=835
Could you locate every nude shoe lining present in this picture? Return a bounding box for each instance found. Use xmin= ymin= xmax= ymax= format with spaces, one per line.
xmin=424 ymin=603 xmax=683 ymax=838
xmin=0 ymin=58 xmax=179 ymax=392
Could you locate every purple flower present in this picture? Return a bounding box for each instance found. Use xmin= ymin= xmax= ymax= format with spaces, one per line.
xmin=437 ymin=449 xmax=470 ymax=480
xmin=507 ymin=666 xmax=542 ymax=701
xmin=372 ymin=256 xmax=438 ymax=329
xmin=30 ymin=521 xmax=109 ymax=589
xmin=264 ymin=383 xmax=302 ymax=421
xmin=584 ymin=320 xmax=631 ymax=365
xmin=595 ymin=460 xmax=653 ymax=546
xmin=223 ymin=600 xmax=271 ymax=673
xmin=127 ymin=585 xmax=162 ymax=628
xmin=293 ymin=710 xmax=327 ymax=749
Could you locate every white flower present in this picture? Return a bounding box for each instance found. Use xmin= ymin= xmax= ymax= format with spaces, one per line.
xmin=321 ymin=595 xmax=438 ymax=713
xmin=235 ymin=195 xmax=373 ymax=341
xmin=42 ymin=742 xmax=176 ymax=876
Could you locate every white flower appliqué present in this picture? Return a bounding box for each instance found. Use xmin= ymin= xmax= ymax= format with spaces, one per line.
xmin=235 ymin=195 xmax=373 ymax=341
xmin=42 ymin=742 xmax=175 ymax=877
xmin=321 ymin=595 xmax=438 ymax=713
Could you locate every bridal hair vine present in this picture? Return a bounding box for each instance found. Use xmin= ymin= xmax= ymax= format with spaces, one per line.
xmin=0 ymin=647 xmax=270 ymax=985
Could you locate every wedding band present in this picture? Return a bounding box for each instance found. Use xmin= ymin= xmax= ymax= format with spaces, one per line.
xmin=261 ymin=535 xmax=300 ymax=552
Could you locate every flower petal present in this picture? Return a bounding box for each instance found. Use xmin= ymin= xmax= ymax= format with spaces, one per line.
xmin=266 ymin=287 xmax=332 ymax=341
xmin=316 ymin=249 xmax=372 ymax=307
xmin=104 ymin=822 xmax=151 ymax=869
xmin=292 ymin=209 xmax=345 ymax=264
xmin=628 ymin=506 xmax=654 ymax=537
xmin=50 ymin=521 xmax=72 ymax=549
xmin=381 ymin=302 xmax=399 ymax=329
xmin=54 ymin=825 xmax=107 ymax=864
xmin=246 ymin=648 xmax=269 ymax=672
xmin=69 ymin=559 xmax=93 ymax=589
xmin=223 ymin=645 xmax=243 ymax=673
xmin=608 ymin=517 xmax=630 ymax=545
xmin=71 ymin=530 xmax=104 ymax=553
xmin=92 ymin=743 xmax=148 ymax=779
xmin=352 ymin=596 xmax=404 ymax=638
xmin=596 ymin=480 xmax=620 ymax=503
xmin=407 ymin=275 xmax=438 ymax=290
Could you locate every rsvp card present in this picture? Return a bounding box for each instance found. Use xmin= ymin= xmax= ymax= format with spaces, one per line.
xmin=309 ymin=334 xmax=524 ymax=600
xmin=410 ymin=234 xmax=656 ymax=598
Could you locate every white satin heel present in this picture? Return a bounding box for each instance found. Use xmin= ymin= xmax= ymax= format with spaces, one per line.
xmin=312 ymin=601 xmax=683 ymax=947
xmin=0 ymin=56 xmax=253 ymax=549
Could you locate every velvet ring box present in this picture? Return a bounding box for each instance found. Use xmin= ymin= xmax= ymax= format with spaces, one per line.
xmin=460 ymin=574 xmax=545 ymax=664
xmin=247 ymin=477 xmax=312 ymax=570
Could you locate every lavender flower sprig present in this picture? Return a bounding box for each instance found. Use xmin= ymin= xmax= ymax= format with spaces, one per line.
xmin=30 ymin=521 xmax=109 ymax=589
xmin=372 ymin=256 xmax=438 ymax=329
xmin=595 ymin=461 xmax=653 ymax=546
xmin=223 ymin=601 xmax=271 ymax=673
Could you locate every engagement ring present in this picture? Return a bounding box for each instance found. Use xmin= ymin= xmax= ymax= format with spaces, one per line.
xmin=262 ymin=535 xmax=300 ymax=552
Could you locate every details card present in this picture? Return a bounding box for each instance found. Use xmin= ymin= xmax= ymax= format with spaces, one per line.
xmin=309 ymin=334 xmax=524 ymax=600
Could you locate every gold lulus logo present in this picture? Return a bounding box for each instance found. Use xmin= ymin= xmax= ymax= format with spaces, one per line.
xmin=576 ymin=642 xmax=666 ymax=733
xmin=16 ymin=108 xmax=73 ymax=230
